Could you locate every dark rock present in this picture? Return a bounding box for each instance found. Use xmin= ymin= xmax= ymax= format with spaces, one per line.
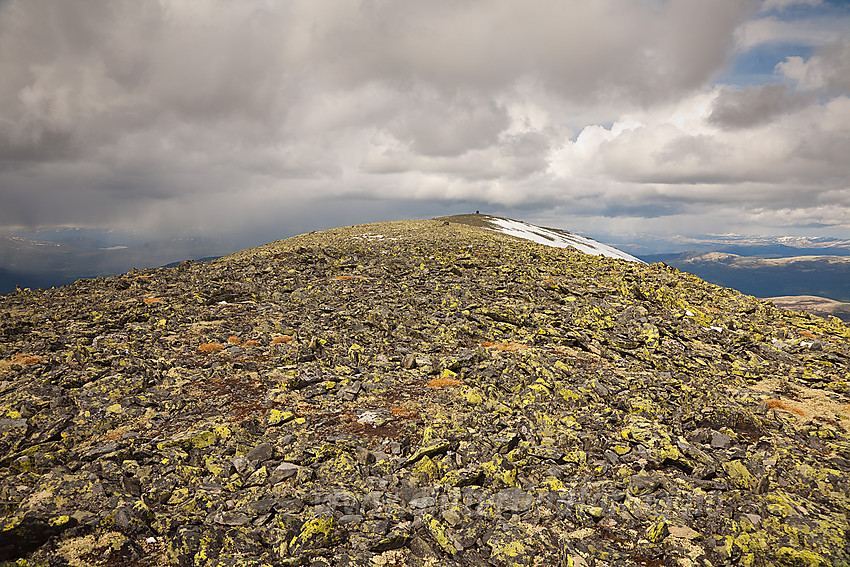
xmin=247 ymin=442 xmax=274 ymax=462
xmin=493 ymin=487 xmax=534 ymax=515
xmin=0 ymin=514 xmax=76 ymax=560
xmin=629 ymin=474 xmax=661 ymax=496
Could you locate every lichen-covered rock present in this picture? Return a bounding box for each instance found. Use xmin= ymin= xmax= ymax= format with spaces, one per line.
xmin=1 ymin=216 xmax=849 ymax=565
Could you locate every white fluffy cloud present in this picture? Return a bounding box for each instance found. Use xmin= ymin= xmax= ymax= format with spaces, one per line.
xmin=777 ymin=38 xmax=850 ymax=92
xmin=0 ymin=0 xmax=848 ymax=243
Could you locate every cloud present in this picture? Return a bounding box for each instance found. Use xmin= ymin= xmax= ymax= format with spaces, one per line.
xmin=384 ymin=90 xmax=509 ymax=157
xmin=708 ymin=84 xmax=810 ymax=128
xmin=777 ymin=38 xmax=850 ymax=92
xmin=550 ymin=92 xmax=850 ymax=210
xmin=291 ymin=0 xmax=755 ymax=102
xmin=760 ymin=0 xmax=822 ymax=14
xmin=736 ymin=11 xmax=846 ymax=51
xmin=0 ymin=0 xmax=848 ymax=243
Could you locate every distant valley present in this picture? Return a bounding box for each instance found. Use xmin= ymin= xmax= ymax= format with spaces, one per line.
xmin=637 ymin=240 xmax=850 ymax=321
xmin=0 ymin=230 xmax=228 ymax=294
xmin=642 ymin=251 xmax=850 ymax=302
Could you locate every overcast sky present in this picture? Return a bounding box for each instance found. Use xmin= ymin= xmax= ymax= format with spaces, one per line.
xmin=1 ymin=0 xmax=849 ymax=247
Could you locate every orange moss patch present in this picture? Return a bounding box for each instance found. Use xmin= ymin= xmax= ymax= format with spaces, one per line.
xmin=481 ymin=341 xmax=529 ymax=352
xmin=227 ymin=336 xmax=241 ymax=344
xmin=426 ymin=377 xmax=462 ymax=388
xmin=543 ymin=278 xmax=555 ymax=284
xmin=198 ymin=342 xmax=224 ymax=353
xmin=390 ymin=406 xmax=419 ymax=419
xmin=272 ymin=336 xmax=293 ymax=344
xmin=11 ymin=353 xmax=43 ymax=365
xmin=765 ymin=398 xmax=806 ymax=417
xmin=244 ymin=340 xmax=260 ymax=347
xmin=142 ymin=295 xmax=163 ymax=305
xmin=330 ymin=275 xmax=364 ymax=281
xmin=799 ymin=330 xmax=818 ymax=339
xmin=753 ymin=378 xmax=850 ymax=432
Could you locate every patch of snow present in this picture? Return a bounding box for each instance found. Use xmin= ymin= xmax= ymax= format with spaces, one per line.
xmin=685 ymin=310 xmax=695 ymax=317
xmin=99 ymin=245 xmax=128 ymax=251
xmin=486 ymin=218 xmax=644 ymax=263
xmin=6 ymin=236 xmax=59 ymax=247
xmin=356 ymin=410 xmax=387 ymax=425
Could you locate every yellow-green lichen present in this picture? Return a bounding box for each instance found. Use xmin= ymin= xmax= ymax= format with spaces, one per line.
xmin=424 ymin=513 xmax=457 ymax=555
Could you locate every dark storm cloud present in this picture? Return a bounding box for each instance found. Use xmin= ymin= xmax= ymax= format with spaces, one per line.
xmin=387 ymin=92 xmax=509 ymax=157
xmin=708 ymin=84 xmax=811 ymax=128
xmin=300 ymin=0 xmax=756 ymax=103
xmin=0 ymin=0 xmax=848 ymax=239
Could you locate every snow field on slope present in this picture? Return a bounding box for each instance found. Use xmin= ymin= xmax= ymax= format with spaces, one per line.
xmin=488 ymin=218 xmax=644 ymax=263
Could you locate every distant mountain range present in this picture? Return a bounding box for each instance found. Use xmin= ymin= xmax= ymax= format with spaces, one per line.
xmin=611 ymin=233 xmax=850 ymax=258
xmin=642 ymin=251 xmax=850 ymax=304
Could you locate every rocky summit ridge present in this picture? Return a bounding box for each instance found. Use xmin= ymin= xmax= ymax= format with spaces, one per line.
xmin=1 ymin=216 xmax=849 ymax=567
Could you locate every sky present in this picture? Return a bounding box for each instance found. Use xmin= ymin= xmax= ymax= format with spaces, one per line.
xmin=1 ymin=0 xmax=849 ymax=250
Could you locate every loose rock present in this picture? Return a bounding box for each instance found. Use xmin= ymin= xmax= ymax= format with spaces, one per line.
xmin=1 ymin=216 xmax=849 ymax=566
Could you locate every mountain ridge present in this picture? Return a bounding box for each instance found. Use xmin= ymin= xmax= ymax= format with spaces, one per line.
xmin=432 ymin=215 xmax=644 ymax=263
xmin=1 ymin=217 xmax=849 ymax=566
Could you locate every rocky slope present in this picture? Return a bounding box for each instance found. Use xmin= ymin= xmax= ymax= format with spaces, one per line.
xmin=766 ymin=296 xmax=850 ymax=324
xmin=1 ymin=217 xmax=849 ymax=567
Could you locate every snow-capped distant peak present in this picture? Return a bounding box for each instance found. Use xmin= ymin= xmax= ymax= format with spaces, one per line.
xmin=486 ymin=217 xmax=644 ymax=263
